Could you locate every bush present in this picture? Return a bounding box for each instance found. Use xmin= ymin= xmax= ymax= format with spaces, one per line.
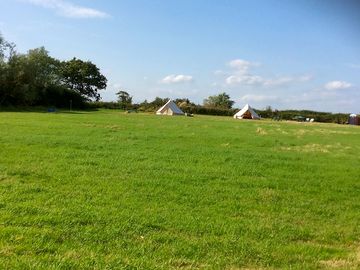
xmin=182 ymin=105 xmax=237 ymax=116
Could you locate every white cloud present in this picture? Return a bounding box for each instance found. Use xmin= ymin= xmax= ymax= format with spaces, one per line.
xmin=25 ymin=0 xmax=110 ymax=18
xmin=225 ymin=59 xmax=264 ymax=85
xmin=240 ymin=94 xmax=278 ymax=102
xmin=324 ymin=80 xmax=352 ymax=90
xmin=226 ymin=74 xmax=264 ymax=85
xmin=225 ymin=58 xmax=312 ymax=87
xmin=228 ymin=59 xmax=260 ymax=74
xmin=161 ymin=74 xmax=193 ymax=84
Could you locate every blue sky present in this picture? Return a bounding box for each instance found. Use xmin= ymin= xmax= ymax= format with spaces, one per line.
xmin=0 ymin=0 xmax=359 ymax=112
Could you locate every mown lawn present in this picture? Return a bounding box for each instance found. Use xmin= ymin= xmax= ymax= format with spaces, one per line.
xmin=0 ymin=110 xmax=359 ymax=269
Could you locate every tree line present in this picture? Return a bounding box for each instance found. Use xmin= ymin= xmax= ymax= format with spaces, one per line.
xmin=0 ymin=34 xmax=107 ymax=108
xmin=109 ymin=91 xmax=349 ymax=123
xmin=103 ymin=92 xmax=237 ymax=116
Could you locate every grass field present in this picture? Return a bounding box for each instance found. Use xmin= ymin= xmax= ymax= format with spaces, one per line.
xmin=0 ymin=110 xmax=359 ymax=269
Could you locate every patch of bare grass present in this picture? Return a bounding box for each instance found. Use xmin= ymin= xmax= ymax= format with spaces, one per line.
xmin=221 ymin=143 xmax=231 ymax=147
xmin=295 ymin=129 xmax=307 ymax=137
xmin=256 ymin=127 xmax=267 ymax=135
xmin=279 ymin=143 xmax=351 ymax=153
xmin=276 ymin=128 xmax=288 ymax=134
xmin=104 ymin=124 xmax=122 ymax=131
xmin=280 ymin=144 xmax=329 ymax=153
xmin=320 ymin=247 xmax=360 ymax=269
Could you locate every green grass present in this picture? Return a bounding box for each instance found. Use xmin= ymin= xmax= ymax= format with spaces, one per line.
xmin=1 ymin=110 xmax=359 ymax=269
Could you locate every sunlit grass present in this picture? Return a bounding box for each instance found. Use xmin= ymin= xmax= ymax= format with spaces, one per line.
xmin=1 ymin=110 xmax=359 ymax=269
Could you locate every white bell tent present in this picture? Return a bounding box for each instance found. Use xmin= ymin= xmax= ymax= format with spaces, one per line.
xmin=156 ymin=100 xmax=184 ymax=116
xmin=233 ymin=104 xmax=260 ymax=119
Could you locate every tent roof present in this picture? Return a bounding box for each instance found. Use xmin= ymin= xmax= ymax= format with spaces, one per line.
xmin=234 ymin=104 xmax=260 ymax=119
xmin=156 ymin=99 xmax=184 ymax=115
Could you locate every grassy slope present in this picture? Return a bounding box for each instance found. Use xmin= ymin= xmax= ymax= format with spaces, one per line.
xmin=0 ymin=110 xmax=359 ymax=269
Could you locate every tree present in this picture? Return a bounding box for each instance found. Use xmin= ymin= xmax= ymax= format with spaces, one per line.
xmin=61 ymin=58 xmax=107 ymax=101
xmin=174 ymin=98 xmax=196 ymax=110
xmin=264 ymin=105 xmax=273 ymax=118
xmin=27 ymin=47 xmax=61 ymax=88
xmin=0 ymin=33 xmax=16 ymax=105
xmin=0 ymin=33 xmax=15 ymax=62
xmin=0 ymin=47 xmax=61 ymax=106
xmin=116 ymin=90 xmax=132 ymax=109
xmin=151 ymin=97 xmax=169 ymax=107
xmin=0 ymin=33 xmax=106 ymax=107
xmin=203 ymin=92 xmax=234 ymax=109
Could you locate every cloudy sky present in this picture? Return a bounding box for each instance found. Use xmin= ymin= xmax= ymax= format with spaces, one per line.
xmin=1 ymin=0 xmax=359 ymax=112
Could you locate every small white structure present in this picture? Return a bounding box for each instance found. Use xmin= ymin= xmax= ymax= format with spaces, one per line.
xmin=349 ymin=113 xmax=359 ymax=125
xmin=233 ymin=104 xmax=260 ymax=120
xmin=306 ymin=118 xmax=315 ymax=122
xmin=156 ymin=100 xmax=184 ymax=116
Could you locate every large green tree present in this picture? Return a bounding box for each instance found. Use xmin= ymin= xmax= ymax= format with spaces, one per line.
xmin=0 ymin=33 xmax=108 ymax=107
xmin=0 ymin=43 xmax=59 ymax=105
xmin=61 ymin=58 xmax=107 ymax=101
xmin=203 ymin=92 xmax=235 ymax=109
xmin=1 ymin=47 xmax=60 ymax=105
xmin=27 ymin=47 xmax=61 ymax=88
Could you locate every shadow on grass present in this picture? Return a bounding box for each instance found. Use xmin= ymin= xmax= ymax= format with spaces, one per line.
xmin=0 ymin=106 xmax=100 ymax=114
xmin=59 ymin=110 xmax=99 ymax=114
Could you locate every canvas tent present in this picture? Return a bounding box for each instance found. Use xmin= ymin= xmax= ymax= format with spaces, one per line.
xmin=349 ymin=113 xmax=359 ymax=125
xmin=156 ymin=100 xmax=184 ymax=116
xmin=233 ymin=104 xmax=260 ymax=119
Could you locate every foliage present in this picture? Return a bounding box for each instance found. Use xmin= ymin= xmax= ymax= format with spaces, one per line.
xmin=0 ymin=34 xmax=107 ymax=107
xmin=116 ymin=90 xmax=132 ymax=109
xmin=174 ymin=98 xmax=195 ymax=108
xmin=181 ymin=104 xmax=237 ymax=116
xmin=0 ymin=47 xmax=61 ymax=106
xmin=0 ymin=111 xmax=359 ymax=269
xmin=60 ymin=58 xmax=107 ymax=101
xmin=88 ymin=101 xmax=120 ymax=110
xmin=257 ymin=107 xmax=349 ymax=124
xmin=203 ymin=92 xmax=235 ymax=109
xmin=137 ymin=97 xmax=169 ymax=112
